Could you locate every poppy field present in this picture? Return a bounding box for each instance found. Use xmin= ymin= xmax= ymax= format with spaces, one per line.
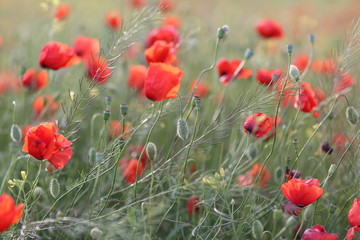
xmin=1 ymin=0 xmax=360 ymax=239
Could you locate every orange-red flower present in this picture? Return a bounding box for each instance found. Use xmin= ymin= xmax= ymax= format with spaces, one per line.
xmin=346 ymin=227 xmax=360 ymax=240
xmin=335 ymin=73 xmax=354 ymax=94
xmin=105 ymin=10 xmax=122 ymax=31
xmin=311 ymin=59 xmax=336 ymax=75
xmin=122 ymin=159 xmax=144 ymax=183
xmin=145 ymin=40 xmax=177 ymax=65
xmin=294 ymin=82 xmax=319 ymax=117
xmin=109 ymin=120 xmax=132 ymax=139
xmin=162 ymin=15 xmax=182 ymax=29
xmin=247 ymin=163 xmax=271 ymax=188
xmin=86 ymin=57 xmax=112 ymax=84
xmin=188 ymin=195 xmax=201 ymax=216
xmin=256 ymin=19 xmax=283 ymax=39
xmin=256 ymin=68 xmax=282 ymax=85
xmin=22 ymin=68 xmax=48 ymax=91
xmin=302 ymin=225 xmax=338 ymax=240
xmin=39 ymin=42 xmax=81 ymax=70
xmin=144 ymin=63 xmax=183 ymax=101
xmin=293 ymin=54 xmax=309 ymax=72
xmin=128 ymin=65 xmax=147 ymax=91
xmin=157 ymin=0 xmax=174 ymax=12
xmin=145 ymin=26 xmax=180 ymax=48
xmin=243 ymin=113 xmax=280 ymax=138
xmin=216 ymin=58 xmax=252 ymax=85
xmin=0 ymin=72 xmax=21 ymax=94
xmin=73 ymin=36 xmax=100 ymax=62
xmin=189 ymin=79 xmax=210 ymax=98
xmin=54 ymin=3 xmax=71 ymax=21
xmin=129 ymin=0 xmax=146 ymax=8
xmin=0 ymin=193 xmax=24 ymax=233
xmin=22 ymin=122 xmax=73 ymax=169
xmin=32 ymin=94 xmax=59 ymax=117
xmin=275 ymin=80 xmax=295 ymax=107
xmin=348 ymin=199 xmax=360 ymax=227
xmin=281 ymin=178 xmax=323 ymax=207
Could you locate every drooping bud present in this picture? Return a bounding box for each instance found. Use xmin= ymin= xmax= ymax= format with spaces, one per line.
xmin=346 ymin=106 xmax=359 ymax=125
xmin=120 ymin=104 xmax=129 ymax=116
xmin=327 ymin=164 xmax=337 ymax=176
xmin=286 ymin=44 xmax=293 ymax=54
xmin=49 ymin=178 xmax=60 ymax=198
xmin=146 ymin=142 xmax=157 ymax=161
xmin=285 ymin=216 xmax=297 ymax=228
xmin=33 ymin=186 xmax=44 ymax=199
xmin=251 ymin=220 xmax=264 ymax=240
xmin=177 ymin=118 xmax=189 ymax=141
xmin=103 ymin=110 xmax=111 ymax=122
xmin=217 ymin=25 xmax=229 ymax=39
xmin=289 ymin=65 xmax=300 ymax=82
xmin=304 ymin=204 xmax=314 ymax=221
xmin=10 ymin=124 xmax=22 ymax=143
xmin=90 ymin=227 xmax=103 ymax=239
xmin=244 ymin=48 xmax=254 ymax=60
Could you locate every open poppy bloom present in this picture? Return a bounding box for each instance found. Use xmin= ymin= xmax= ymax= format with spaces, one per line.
xmin=294 ymin=82 xmax=319 ymax=117
xmin=256 ymin=68 xmax=282 ymax=85
xmin=122 ymin=159 xmax=144 ymax=183
xmin=22 ymin=122 xmax=73 ymax=169
xmin=335 ymin=73 xmax=354 ymax=94
xmin=86 ymin=57 xmax=112 ymax=84
xmin=243 ymin=113 xmax=280 ymax=138
xmin=144 ymin=62 xmax=183 ymax=101
xmin=22 ymin=68 xmax=48 ymax=91
xmin=256 ymin=19 xmax=283 ymax=39
xmin=39 ymin=42 xmax=81 ymax=70
xmin=0 ymin=193 xmax=24 ymax=232
xmin=32 ymin=94 xmax=58 ymax=117
xmin=73 ymin=36 xmax=100 ymax=62
xmin=293 ymin=54 xmax=309 ymax=72
xmin=109 ymin=120 xmax=132 ymax=139
xmin=346 ymin=198 xmax=360 ymax=240
xmin=54 ymin=3 xmax=71 ymax=21
xmin=302 ymin=225 xmax=338 ymax=240
xmin=281 ymin=178 xmax=323 ymax=207
xmin=217 ymin=58 xmax=252 ymax=85
xmin=189 ymin=79 xmax=210 ymax=98
xmin=128 ymin=65 xmax=147 ymax=92
xmin=247 ymin=163 xmax=271 ymax=188
xmin=145 ymin=26 xmax=180 ymax=48
xmin=188 ymin=195 xmax=201 ymax=216
xmin=145 ymin=40 xmax=177 ymax=65
xmin=105 ymin=10 xmax=122 ymax=31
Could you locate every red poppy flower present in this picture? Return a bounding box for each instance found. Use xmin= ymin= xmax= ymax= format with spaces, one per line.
xmin=22 ymin=122 xmax=73 ymax=169
xmin=216 ymin=58 xmax=252 ymax=85
xmin=109 ymin=120 xmax=132 ymax=139
xmin=275 ymin=80 xmax=295 ymax=107
xmin=39 ymin=42 xmax=81 ymax=70
xmin=129 ymin=0 xmax=146 ymax=8
xmin=293 ymin=54 xmax=309 ymax=72
xmin=243 ymin=113 xmax=280 ymax=138
xmin=54 ymin=3 xmax=70 ymax=21
xmin=247 ymin=163 xmax=271 ymax=188
xmin=86 ymin=57 xmax=112 ymax=84
xmin=22 ymin=68 xmax=48 ymax=91
xmin=145 ymin=40 xmax=177 ymax=65
xmin=162 ymin=15 xmax=182 ymax=29
xmin=294 ymin=82 xmax=319 ymax=117
xmin=122 ymin=159 xmax=144 ymax=183
xmin=145 ymin=26 xmax=180 ymax=48
xmin=314 ymin=88 xmax=326 ymax=103
xmin=302 ymin=225 xmax=338 ymax=240
xmin=256 ymin=19 xmax=283 ymax=39
xmin=32 ymin=94 xmax=58 ymax=117
xmin=0 ymin=72 xmax=21 ymax=94
xmin=144 ymin=63 xmax=183 ymax=101
xmin=0 ymin=193 xmax=24 ymax=233
xmin=311 ymin=59 xmax=336 ymax=75
xmin=189 ymin=79 xmax=209 ymax=98
xmin=348 ymin=199 xmax=360 ymax=227
xmin=128 ymin=65 xmax=147 ymax=91
xmin=335 ymin=73 xmax=354 ymax=94
xmin=188 ymin=195 xmax=201 ymax=216
xmin=127 ymin=144 xmax=150 ymax=166
xmin=73 ymin=36 xmax=100 ymax=62
xmin=281 ymin=178 xmax=323 ymax=207
xmin=105 ymin=10 xmax=122 ymax=31
xmin=256 ymin=68 xmax=282 ymax=85
xmin=347 ymin=227 xmax=360 ymax=240
xmin=157 ymin=0 xmax=174 ymax=12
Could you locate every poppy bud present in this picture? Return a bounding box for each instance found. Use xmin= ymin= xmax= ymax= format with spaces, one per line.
xmin=33 ymin=186 xmax=44 ymax=199
xmin=103 ymin=110 xmax=111 ymax=122
xmin=286 ymin=44 xmax=293 ymax=54
xmin=262 ymin=231 xmax=272 ymax=240
xmin=217 ymin=25 xmax=229 ymax=39
xmin=327 ymin=164 xmax=337 ymax=176
xmin=90 ymin=227 xmax=103 ymax=239
xmin=346 ymin=106 xmax=359 ymax=125
xmin=50 ymin=178 xmax=60 ymax=198
xmin=285 ymin=216 xmax=297 ymax=228
xmin=96 ymin=152 xmax=104 ymax=162
xmin=120 ymin=104 xmax=129 ymax=116
xmin=275 ymin=167 xmax=284 ymax=183
xmin=252 ymin=220 xmax=264 ymax=240
xmin=10 ymin=124 xmax=22 ymax=143
xmin=304 ymin=205 xmax=314 ymax=221
xmin=289 ymin=65 xmax=300 ymax=82
xmin=146 ymin=142 xmax=157 ymax=161
xmin=177 ymin=118 xmax=189 ymax=141
xmin=329 ymin=204 xmax=337 ymax=214
xmin=244 ymin=48 xmax=254 ymax=60
xmin=309 ymin=33 xmax=315 ymax=44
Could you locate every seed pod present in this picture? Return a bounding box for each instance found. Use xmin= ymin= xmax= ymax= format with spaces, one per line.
xmin=105 ymin=96 xmax=112 ymax=107
xmin=251 ymin=220 xmax=264 ymax=240
xmin=177 ymin=118 xmax=189 ymax=141
xmin=346 ymin=106 xmax=359 ymax=125
xmin=309 ymin=33 xmax=315 ymax=44
xmin=217 ymin=25 xmax=229 ymax=39
xmin=289 ymin=65 xmax=300 ymax=82
xmin=146 ymin=142 xmax=157 ymax=161
xmin=10 ymin=124 xmax=22 ymax=143
xmin=103 ymin=110 xmax=111 ymax=122
xmin=50 ymin=178 xmax=60 ymax=198
xmin=286 ymin=44 xmax=294 ymax=54
xmin=120 ymin=104 xmax=129 ymax=116
xmin=244 ymin=48 xmax=254 ymax=60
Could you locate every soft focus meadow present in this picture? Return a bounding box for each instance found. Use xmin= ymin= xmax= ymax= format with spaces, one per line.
xmin=0 ymin=0 xmax=360 ymax=239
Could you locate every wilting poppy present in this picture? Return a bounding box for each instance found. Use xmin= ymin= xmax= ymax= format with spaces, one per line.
xmin=216 ymin=58 xmax=252 ymax=85
xmin=109 ymin=120 xmax=132 ymax=139
xmin=243 ymin=113 xmax=280 ymax=138
xmin=145 ymin=40 xmax=177 ymax=65
xmin=256 ymin=68 xmax=282 ymax=85
xmin=294 ymin=82 xmax=319 ymax=117
xmin=128 ymin=65 xmax=147 ymax=92
xmin=73 ymin=36 xmax=100 ymax=61
xmin=86 ymin=57 xmax=112 ymax=84
xmin=32 ymin=94 xmax=58 ymax=117
xmin=105 ymin=10 xmax=122 ymax=31
xmin=335 ymin=73 xmax=354 ymax=94
xmin=22 ymin=68 xmax=48 ymax=91
xmin=145 ymin=26 xmax=180 ymax=48
xmin=22 ymin=122 xmax=73 ymax=169
xmin=144 ymin=62 xmax=183 ymax=101
xmin=302 ymin=225 xmax=338 ymax=240
xmin=157 ymin=0 xmax=174 ymax=12
xmin=0 ymin=193 xmax=24 ymax=233
xmin=54 ymin=3 xmax=70 ymax=21
xmin=281 ymin=178 xmax=323 ymax=207
xmin=293 ymin=54 xmax=309 ymax=72
xmin=39 ymin=42 xmax=81 ymax=70
xmin=188 ymin=195 xmax=201 ymax=216
xmin=122 ymin=159 xmax=144 ymax=183
xmin=162 ymin=15 xmax=182 ymax=29
xmin=189 ymin=79 xmax=209 ymax=98
xmin=311 ymin=59 xmax=336 ymax=75
xmin=256 ymin=19 xmax=283 ymax=39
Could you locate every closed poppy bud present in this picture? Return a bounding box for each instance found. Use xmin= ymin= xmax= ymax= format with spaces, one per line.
xmin=39 ymin=42 xmax=81 ymax=70
xmin=304 ymin=205 xmax=314 ymax=221
xmin=177 ymin=118 xmax=189 ymax=141
xmin=309 ymin=33 xmax=315 ymax=44
xmin=105 ymin=10 xmax=122 ymax=31
xmin=252 ymin=220 xmax=263 ymax=240
xmin=301 ymin=225 xmax=338 ymax=240
xmin=256 ymin=19 xmax=283 ymax=39
xmin=289 ymin=65 xmax=300 ymax=82
xmin=144 ymin=40 xmax=177 ymax=65
xmin=0 ymin=193 xmax=24 ymax=232
xmin=144 ymin=63 xmax=183 ymax=101
xmin=90 ymin=227 xmax=103 ymax=239
xmin=10 ymin=124 xmax=22 ymax=143
xmin=256 ymin=69 xmax=282 ymax=85
xmin=86 ymin=57 xmax=112 ymax=84
xmin=54 ymin=3 xmax=71 ymax=21
xmin=146 ymin=142 xmax=157 ymax=161
xmin=22 ymin=68 xmax=48 ymax=91
xmin=187 ymin=195 xmax=201 ymax=216
xmin=346 ymin=106 xmax=359 ymax=125
xmin=281 ymin=178 xmax=323 ymax=207
xmin=244 ymin=48 xmax=254 ymax=60
xmin=122 ymin=159 xmax=144 ymax=183
xmin=285 ymin=216 xmax=297 ymax=228
xmin=217 ymin=25 xmax=229 ymax=39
